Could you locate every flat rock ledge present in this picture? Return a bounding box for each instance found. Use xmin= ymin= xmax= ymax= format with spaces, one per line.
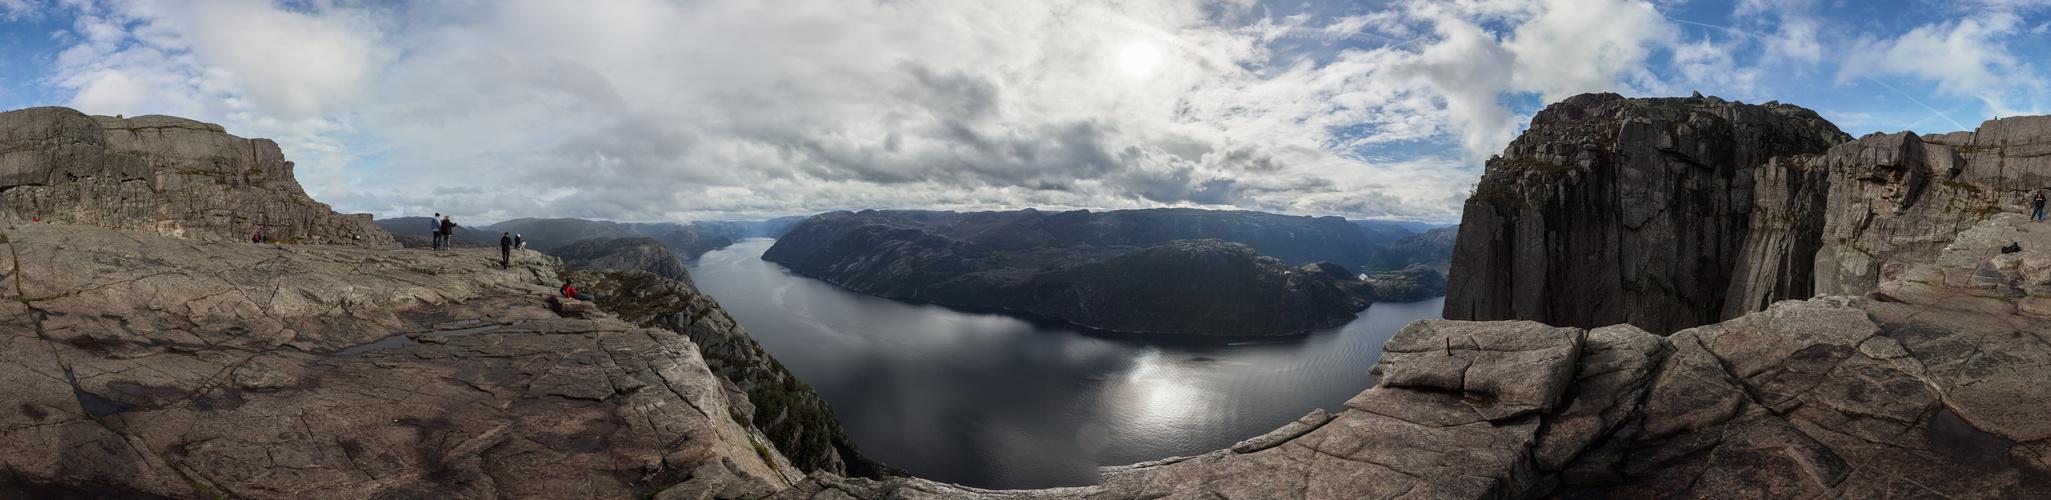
xmin=0 ymin=223 xmax=797 ymax=499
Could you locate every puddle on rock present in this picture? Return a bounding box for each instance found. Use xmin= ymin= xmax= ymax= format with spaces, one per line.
xmin=74 ymin=390 xmax=138 ymax=418
xmin=439 ymin=324 xmax=503 ymax=336
xmin=333 ymin=335 xmax=417 ymax=356
xmin=332 ymin=324 xmax=504 ymax=356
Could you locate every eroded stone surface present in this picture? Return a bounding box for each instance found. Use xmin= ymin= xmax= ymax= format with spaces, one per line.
xmin=0 ymin=223 xmax=793 ymax=499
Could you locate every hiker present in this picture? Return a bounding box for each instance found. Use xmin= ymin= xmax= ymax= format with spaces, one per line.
xmin=428 ymin=213 xmax=443 ymax=250
xmin=561 ymin=280 xmax=593 ymax=302
xmin=252 ymin=234 xmax=260 ymax=244
xmin=2034 ymin=191 xmax=2046 ymax=221
xmin=440 ymin=215 xmax=457 ymax=249
xmin=500 ymin=232 xmax=513 ymax=267
xmin=514 ymin=234 xmax=524 ymax=250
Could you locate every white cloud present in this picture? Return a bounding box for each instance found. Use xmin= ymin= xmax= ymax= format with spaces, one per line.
xmin=32 ymin=0 xmax=1699 ymax=224
xmin=1841 ymin=12 xmax=2047 ymax=117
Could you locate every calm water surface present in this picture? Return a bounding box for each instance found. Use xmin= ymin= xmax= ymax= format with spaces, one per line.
xmin=688 ymin=239 xmax=1444 ymax=489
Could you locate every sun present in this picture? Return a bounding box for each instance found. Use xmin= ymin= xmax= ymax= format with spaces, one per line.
xmin=1117 ymin=41 xmax=1163 ymax=78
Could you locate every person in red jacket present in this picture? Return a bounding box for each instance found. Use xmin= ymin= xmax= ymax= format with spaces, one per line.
xmin=561 ymin=280 xmax=593 ymax=302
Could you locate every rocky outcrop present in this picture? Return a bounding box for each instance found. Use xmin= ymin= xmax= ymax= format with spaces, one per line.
xmin=1363 ymin=226 xmax=1456 ymax=273
xmin=764 ymin=209 xmax=1377 ymax=336
xmin=739 ymin=214 xmax=2051 ymax=500
xmin=1444 ymin=93 xmax=1852 ymax=334
xmin=1449 ymin=94 xmax=2051 ymax=335
xmin=550 ymin=237 xmax=699 ymax=290
xmin=0 ymin=107 xmax=393 ymax=246
xmin=1365 ymin=263 xmax=1447 ymax=302
xmin=560 ymin=268 xmax=896 ymax=480
xmin=0 ymin=222 xmax=820 ymax=498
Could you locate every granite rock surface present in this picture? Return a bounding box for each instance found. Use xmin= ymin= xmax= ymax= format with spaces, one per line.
xmin=0 ymin=107 xmax=393 ymax=247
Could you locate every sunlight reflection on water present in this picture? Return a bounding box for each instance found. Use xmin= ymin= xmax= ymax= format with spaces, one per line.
xmin=689 ymin=239 xmax=1444 ymax=489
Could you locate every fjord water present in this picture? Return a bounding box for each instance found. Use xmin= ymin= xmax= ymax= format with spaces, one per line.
xmin=688 ymin=239 xmax=1444 ymax=489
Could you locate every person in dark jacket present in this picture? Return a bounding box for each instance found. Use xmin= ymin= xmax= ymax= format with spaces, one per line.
xmin=561 ymin=280 xmax=593 ymax=301
xmin=429 ymin=213 xmax=443 ymax=249
xmin=500 ymin=232 xmax=514 ymax=267
xmin=439 ymin=215 xmax=456 ymax=250
xmin=2034 ymin=191 xmax=2046 ymax=221
xmin=513 ymin=234 xmax=523 ymax=250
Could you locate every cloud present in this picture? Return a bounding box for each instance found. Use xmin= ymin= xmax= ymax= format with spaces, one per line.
xmin=1841 ymin=12 xmax=2047 ymax=117
xmin=29 ymin=0 xmax=1711 ymax=224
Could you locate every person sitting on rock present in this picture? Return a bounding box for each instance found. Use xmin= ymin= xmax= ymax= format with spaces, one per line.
xmin=561 ymin=280 xmax=593 ymax=302
xmin=514 ymin=234 xmax=524 ymax=249
xmin=500 ymin=232 xmax=514 ymax=267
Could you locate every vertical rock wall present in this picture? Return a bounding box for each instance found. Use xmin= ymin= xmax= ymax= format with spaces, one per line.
xmin=0 ymin=106 xmax=394 ymax=246
xmin=1445 ymin=93 xmax=1850 ymax=334
xmin=1451 ymin=93 xmax=2051 ymax=334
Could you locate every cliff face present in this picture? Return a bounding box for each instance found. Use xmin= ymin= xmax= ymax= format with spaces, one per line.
xmin=0 ymin=107 xmax=393 ymax=246
xmin=561 ymin=268 xmax=895 ymax=480
xmin=1450 ymin=94 xmax=2051 ymax=335
xmin=762 ymin=209 xmax=1377 ymax=336
xmin=1446 ymin=93 xmax=1852 ymax=334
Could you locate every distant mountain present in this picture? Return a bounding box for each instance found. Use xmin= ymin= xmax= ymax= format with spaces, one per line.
xmin=1365 ymin=263 xmax=1448 ymax=302
xmin=761 ymin=209 xmax=1379 ymax=336
xmin=1364 ymin=226 xmax=1457 ymax=274
xmin=550 ymin=237 xmax=697 ymax=290
xmin=1348 ymin=220 xmax=1415 ymax=248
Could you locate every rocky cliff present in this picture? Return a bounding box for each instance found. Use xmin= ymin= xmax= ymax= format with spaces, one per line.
xmin=559 ymin=268 xmax=896 ymax=480
xmin=1446 ymin=93 xmax=1854 ymax=333
xmin=0 ymin=107 xmax=393 ymax=246
xmin=762 ymin=209 xmax=1377 ymax=336
xmin=0 ymin=223 xmax=801 ymax=498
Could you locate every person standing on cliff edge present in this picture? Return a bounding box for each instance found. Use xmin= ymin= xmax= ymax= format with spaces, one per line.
xmin=440 ymin=215 xmax=457 ymax=250
xmin=2034 ymin=191 xmax=2046 ymax=221
xmin=500 ymin=232 xmax=514 ymax=268
xmin=429 ymin=213 xmax=443 ymax=250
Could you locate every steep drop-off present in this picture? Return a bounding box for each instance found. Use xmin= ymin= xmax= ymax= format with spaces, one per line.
xmin=762 ymin=209 xmax=1378 ymax=336
xmin=1446 ymin=93 xmax=1853 ymax=334
xmin=0 ymin=107 xmax=393 ymax=246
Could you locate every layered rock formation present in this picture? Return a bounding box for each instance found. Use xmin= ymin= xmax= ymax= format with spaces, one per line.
xmin=0 ymin=222 xmax=800 ymax=498
xmin=0 ymin=107 xmax=393 ymax=246
xmin=1446 ymin=93 xmax=1852 ymax=334
xmin=1364 ymin=263 xmax=1447 ymax=302
xmin=763 ymin=209 xmax=1378 ymax=336
xmin=551 ymin=236 xmax=699 ymax=290
xmin=1452 ymin=94 xmax=2051 ymax=335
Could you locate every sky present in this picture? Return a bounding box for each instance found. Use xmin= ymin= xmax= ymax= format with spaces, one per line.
xmin=0 ymin=0 xmax=2046 ymax=224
